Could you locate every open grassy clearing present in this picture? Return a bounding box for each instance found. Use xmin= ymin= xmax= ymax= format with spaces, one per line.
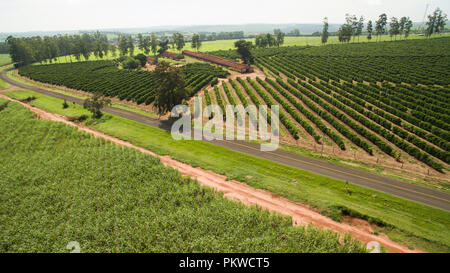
xmin=4 ymin=90 xmax=450 ymax=252
xmin=0 ymin=54 xmax=12 ymax=66
xmin=0 ymin=99 xmax=366 ymax=253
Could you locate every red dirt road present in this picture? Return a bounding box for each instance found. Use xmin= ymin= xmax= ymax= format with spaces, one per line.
xmin=0 ymin=94 xmax=421 ymax=253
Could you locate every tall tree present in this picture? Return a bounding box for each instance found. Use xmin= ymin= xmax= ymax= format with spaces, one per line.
xmin=356 ymin=16 xmax=364 ymax=42
xmin=118 ymin=35 xmax=129 ymax=56
xmin=157 ymin=39 xmax=169 ymax=56
xmin=375 ymin=13 xmax=388 ymax=41
xmin=404 ymin=18 xmax=413 ymax=39
xmin=338 ymin=14 xmax=355 ymax=43
xmin=153 ymin=61 xmax=190 ymax=116
xmin=128 ymin=36 xmax=135 ymax=56
xmin=137 ymin=34 xmax=145 ymax=52
xmin=389 ymin=17 xmax=400 ymax=40
xmin=150 ymin=34 xmax=159 ymax=56
xmin=266 ymin=33 xmax=275 ymax=47
xmin=399 ymin=17 xmax=407 ymax=37
xmin=275 ymin=31 xmax=285 ymax=47
xmin=173 ymin=33 xmax=185 ymax=52
xmin=345 ymin=14 xmax=358 ymax=41
xmin=234 ymin=40 xmax=254 ymax=64
xmin=367 ymin=20 xmax=373 ymax=41
xmin=110 ymin=44 xmax=117 ymax=58
xmin=427 ymin=7 xmax=447 ymax=35
xmin=191 ymin=34 xmax=202 ymax=51
xmin=321 ymin=17 xmax=329 ymax=44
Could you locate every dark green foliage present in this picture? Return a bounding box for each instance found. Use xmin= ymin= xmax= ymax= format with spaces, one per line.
xmin=19 ymin=61 xmax=228 ymax=105
xmin=122 ymin=56 xmax=141 ymax=69
xmin=234 ymin=40 xmax=254 ymax=64
xmin=134 ymin=53 xmax=148 ymax=67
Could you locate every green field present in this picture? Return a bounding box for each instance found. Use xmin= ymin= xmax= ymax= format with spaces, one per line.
xmin=4 ymin=90 xmax=450 ymax=252
xmin=0 ymin=54 xmax=12 ymax=66
xmin=0 ymin=98 xmax=366 ymax=253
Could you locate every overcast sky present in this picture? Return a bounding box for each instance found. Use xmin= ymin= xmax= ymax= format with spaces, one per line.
xmin=1 ymin=0 xmax=448 ymax=33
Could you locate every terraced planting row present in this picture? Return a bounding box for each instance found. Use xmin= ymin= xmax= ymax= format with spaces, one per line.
xmin=202 ymin=74 xmax=448 ymax=171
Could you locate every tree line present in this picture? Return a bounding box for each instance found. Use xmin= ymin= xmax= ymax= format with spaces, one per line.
xmin=255 ymin=29 xmax=286 ymax=48
xmin=6 ymin=32 xmax=112 ymax=66
xmin=321 ymin=7 xmax=447 ymax=44
xmin=5 ymin=30 xmax=207 ymax=67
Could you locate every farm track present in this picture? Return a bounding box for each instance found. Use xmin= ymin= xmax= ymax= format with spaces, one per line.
xmin=1 ymin=67 xmax=450 ymax=212
xmin=0 ymin=93 xmax=422 ymax=253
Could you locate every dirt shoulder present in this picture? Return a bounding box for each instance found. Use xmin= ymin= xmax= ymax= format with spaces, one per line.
xmin=0 ymin=93 xmax=421 ymax=253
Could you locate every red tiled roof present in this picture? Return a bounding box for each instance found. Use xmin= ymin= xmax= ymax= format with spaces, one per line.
xmin=183 ymin=50 xmax=250 ymax=71
xmin=161 ymin=51 xmax=182 ymax=59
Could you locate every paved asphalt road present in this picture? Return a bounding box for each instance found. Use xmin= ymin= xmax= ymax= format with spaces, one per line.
xmin=2 ymin=68 xmax=450 ymax=211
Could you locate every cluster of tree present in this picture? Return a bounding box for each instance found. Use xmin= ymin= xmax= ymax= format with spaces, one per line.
xmin=425 ymin=7 xmax=448 ymax=37
xmin=287 ymin=29 xmax=301 ymax=37
xmin=6 ymin=32 xmax=112 ymax=66
xmin=335 ymin=13 xmax=414 ymax=43
xmin=254 ymin=30 xmax=285 ymax=48
xmin=118 ymin=35 xmax=135 ymax=56
xmin=388 ymin=16 xmax=414 ymax=40
xmin=171 ymin=33 xmax=186 ymax=52
xmin=118 ymin=53 xmax=148 ymax=69
xmin=199 ymin=31 xmax=245 ymax=41
xmin=136 ymin=33 xmax=159 ymax=56
xmin=337 ymin=14 xmax=366 ymax=43
xmin=191 ymin=34 xmax=202 ymax=51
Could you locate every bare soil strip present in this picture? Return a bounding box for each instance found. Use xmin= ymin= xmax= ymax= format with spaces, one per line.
xmin=0 ymin=94 xmax=421 ymax=253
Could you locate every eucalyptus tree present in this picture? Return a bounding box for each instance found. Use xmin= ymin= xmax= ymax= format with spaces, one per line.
xmin=118 ymin=35 xmax=129 ymax=56
xmin=356 ymin=16 xmax=364 ymax=42
xmin=375 ymin=13 xmax=388 ymax=41
xmin=128 ymin=36 xmax=135 ymax=56
xmin=427 ymin=7 xmax=448 ymax=36
xmin=367 ymin=20 xmax=373 ymax=41
xmin=321 ymin=17 xmax=329 ymax=44
xmin=275 ymin=31 xmax=285 ymax=47
xmin=150 ymin=34 xmax=159 ymax=56
xmin=143 ymin=36 xmax=151 ymax=55
xmin=137 ymin=34 xmax=145 ymax=52
xmin=173 ymin=33 xmax=185 ymax=52
xmin=389 ymin=17 xmax=400 ymax=40
xmin=191 ymin=34 xmax=202 ymax=51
